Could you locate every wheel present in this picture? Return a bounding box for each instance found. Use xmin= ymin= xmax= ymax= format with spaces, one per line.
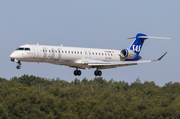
xmin=98 ymin=70 xmax=102 ymax=76
xmin=74 ymin=70 xmax=77 ymax=76
xmin=16 ymin=65 xmax=21 ymax=69
xmin=94 ymin=70 xmax=98 ymax=76
xmin=94 ymin=70 xmax=102 ymax=76
xmin=74 ymin=70 xmax=81 ymax=76
xmin=77 ymin=70 xmax=81 ymax=76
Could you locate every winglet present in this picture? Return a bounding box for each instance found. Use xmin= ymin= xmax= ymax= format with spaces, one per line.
xmin=153 ymin=52 xmax=167 ymax=61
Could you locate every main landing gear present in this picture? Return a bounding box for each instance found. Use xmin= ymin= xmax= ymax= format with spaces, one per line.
xmin=74 ymin=69 xmax=81 ymax=76
xmin=73 ymin=68 xmax=102 ymax=76
xmin=94 ymin=70 xmax=102 ymax=76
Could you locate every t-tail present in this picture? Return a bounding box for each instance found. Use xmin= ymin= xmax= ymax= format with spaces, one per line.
xmin=120 ymin=33 xmax=171 ymax=61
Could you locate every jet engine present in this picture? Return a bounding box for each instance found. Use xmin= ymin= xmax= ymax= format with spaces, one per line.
xmin=120 ymin=48 xmax=137 ymax=59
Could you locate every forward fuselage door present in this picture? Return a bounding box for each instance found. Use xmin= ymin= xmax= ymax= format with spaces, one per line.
xmin=32 ymin=45 xmax=38 ymax=58
xmin=38 ymin=48 xmax=44 ymax=59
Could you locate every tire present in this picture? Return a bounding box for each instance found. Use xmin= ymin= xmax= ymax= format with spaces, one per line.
xmin=77 ymin=70 xmax=81 ymax=76
xmin=94 ymin=70 xmax=98 ymax=76
xmin=16 ymin=65 xmax=21 ymax=69
xmin=74 ymin=70 xmax=77 ymax=76
xmin=98 ymin=70 xmax=102 ymax=76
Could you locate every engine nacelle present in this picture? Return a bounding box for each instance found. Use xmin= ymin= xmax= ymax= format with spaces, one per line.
xmin=120 ymin=48 xmax=137 ymax=59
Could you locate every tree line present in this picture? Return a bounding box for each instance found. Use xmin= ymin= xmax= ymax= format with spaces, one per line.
xmin=0 ymin=75 xmax=180 ymax=119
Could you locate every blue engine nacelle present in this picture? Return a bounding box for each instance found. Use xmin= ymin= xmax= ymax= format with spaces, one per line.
xmin=120 ymin=48 xmax=137 ymax=59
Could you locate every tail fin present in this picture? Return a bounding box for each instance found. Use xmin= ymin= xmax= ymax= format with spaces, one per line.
xmin=129 ymin=33 xmax=147 ymax=56
xmin=128 ymin=33 xmax=171 ymax=56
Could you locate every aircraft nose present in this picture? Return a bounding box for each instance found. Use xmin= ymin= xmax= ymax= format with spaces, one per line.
xmin=10 ymin=52 xmax=17 ymax=59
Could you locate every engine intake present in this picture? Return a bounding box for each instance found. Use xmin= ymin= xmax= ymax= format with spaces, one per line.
xmin=120 ymin=48 xmax=137 ymax=59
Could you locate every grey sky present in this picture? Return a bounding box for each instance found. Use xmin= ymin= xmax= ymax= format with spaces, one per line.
xmin=0 ymin=1 xmax=179 ymax=86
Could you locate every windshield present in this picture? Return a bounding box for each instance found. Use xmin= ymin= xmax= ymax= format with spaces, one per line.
xmin=16 ymin=47 xmax=31 ymax=51
xmin=25 ymin=48 xmax=30 ymax=51
xmin=16 ymin=47 xmax=24 ymax=50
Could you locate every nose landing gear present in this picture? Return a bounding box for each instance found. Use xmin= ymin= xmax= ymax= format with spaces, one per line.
xmin=14 ymin=59 xmax=21 ymax=69
xmin=16 ymin=65 xmax=21 ymax=69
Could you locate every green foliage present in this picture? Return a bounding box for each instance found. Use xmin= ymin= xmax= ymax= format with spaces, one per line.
xmin=0 ymin=75 xmax=180 ymax=118
xmin=0 ymin=77 xmax=8 ymax=83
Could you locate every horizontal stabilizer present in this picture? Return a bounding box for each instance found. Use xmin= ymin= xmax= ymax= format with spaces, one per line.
xmin=128 ymin=36 xmax=171 ymax=39
xmin=138 ymin=36 xmax=171 ymax=39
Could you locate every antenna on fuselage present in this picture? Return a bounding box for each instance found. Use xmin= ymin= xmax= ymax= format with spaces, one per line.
xmin=37 ymin=43 xmax=39 ymax=45
xmin=60 ymin=44 xmax=63 ymax=47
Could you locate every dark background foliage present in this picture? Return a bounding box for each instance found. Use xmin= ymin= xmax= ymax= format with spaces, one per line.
xmin=0 ymin=75 xmax=180 ymax=119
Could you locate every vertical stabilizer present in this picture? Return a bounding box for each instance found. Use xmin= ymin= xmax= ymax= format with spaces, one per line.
xmin=129 ymin=33 xmax=147 ymax=56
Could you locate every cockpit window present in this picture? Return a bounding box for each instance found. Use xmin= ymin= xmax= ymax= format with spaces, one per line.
xmin=17 ymin=47 xmax=24 ymax=50
xmin=25 ymin=48 xmax=30 ymax=51
xmin=16 ymin=47 xmax=31 ymax=51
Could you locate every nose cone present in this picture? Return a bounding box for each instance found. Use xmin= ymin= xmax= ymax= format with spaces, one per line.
xmin=10 ymin=51 xmax=19 ymax=59
xmin=10 ymin=52 xmax=16 ymax=59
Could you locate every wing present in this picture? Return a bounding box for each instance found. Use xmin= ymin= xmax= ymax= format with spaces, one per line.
xmin=88 ymin=52 xmax=167 ymax=69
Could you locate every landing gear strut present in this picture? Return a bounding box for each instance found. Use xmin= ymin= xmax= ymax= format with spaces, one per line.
xmin=74 ymin=69 xmax=81 ymax=76
xmin=94 ymin=70 xmax=102 ymax=76
xmin=14 ymin=59 xmax=21 ymax=69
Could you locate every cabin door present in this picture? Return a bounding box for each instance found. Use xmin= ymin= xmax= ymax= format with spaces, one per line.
xmin=32 ymin=46 xmax=39 ymax=59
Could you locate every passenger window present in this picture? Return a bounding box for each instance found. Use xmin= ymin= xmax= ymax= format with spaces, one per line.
xmin=55 ymin=50 xmax=57 ymax=53
xmin=96 ymin=53 xmax=97 ymax=55
xmin=99 ymin=53 xmax=101 ymax=55
xmin=62 ymin=51 xmax=64 ymax=53
xmin=105 ymin=53 xmax=107 ymax=56
xmin=71 ymin=51 xmax=73 ymax=54
xmin=68 ymin=51 xmax=70 ymax=53
xmin=43 ymin=50 xmax=45 ymax=52
xmin=111 ymin=54 xmax=113 ymax=56
xmin=102 ymin=53 xmax=104 ymax=55
xmin=46 ymin=50 xmax=47 ymax=52
xmin=52 ymin=50 xmax=54 ymax=53
xmin=65 ymin=51 xmax=67 ymax=53
xmin=92 ymin=52 xmax=94 ymax=55
xmin=77 ymin=51 xmax=79 ymax=54
xmin=108 ymin=53 xmax=110 ymax=56
xmin=80 ymin=52 xmax=82 ymax=54
xmin=74 ymin=51 xmax=76 ymax=54
xmin=49 ymin=50 xmax=51 ymax=52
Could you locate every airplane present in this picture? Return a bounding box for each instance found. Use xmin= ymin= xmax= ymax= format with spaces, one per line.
xmin=10 ymin=33 xmax=170 ymax=76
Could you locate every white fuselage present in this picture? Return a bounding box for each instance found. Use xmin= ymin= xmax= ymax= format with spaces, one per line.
xmin=9 ymin=33 xmax=169 ymax=76
xmin=10 ymin=44 xmax=122 ymax=69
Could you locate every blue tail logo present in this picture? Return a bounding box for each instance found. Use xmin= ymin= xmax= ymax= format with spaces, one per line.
xmin=129 ymin=33 xmax=147 ymax=56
